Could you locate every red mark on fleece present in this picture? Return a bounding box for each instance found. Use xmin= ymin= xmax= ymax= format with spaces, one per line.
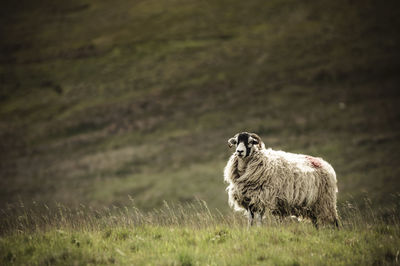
xmin=306 ymin=156 xmax=322 ymax=168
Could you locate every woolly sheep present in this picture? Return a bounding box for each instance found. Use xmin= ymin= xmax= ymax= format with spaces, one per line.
xmin=224 ymin=132 xmax=339 ymax=228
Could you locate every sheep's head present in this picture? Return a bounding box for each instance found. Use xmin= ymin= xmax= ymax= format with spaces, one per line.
xmin=228 ymin=132 xmax=264 ymax=158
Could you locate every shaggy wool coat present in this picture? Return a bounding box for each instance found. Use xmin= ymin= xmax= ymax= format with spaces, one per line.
xmin=224 ymin=148 xmax=339 ymax=225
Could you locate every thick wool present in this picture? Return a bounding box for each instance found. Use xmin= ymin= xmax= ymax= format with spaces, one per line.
xmin=224 ymin=148 xmax=339 ymax=225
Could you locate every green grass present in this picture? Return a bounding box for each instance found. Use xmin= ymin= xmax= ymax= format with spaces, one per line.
xmin=1 ymin=201 xmax=400 ymax=265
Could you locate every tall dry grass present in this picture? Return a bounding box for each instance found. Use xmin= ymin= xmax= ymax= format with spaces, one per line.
xmin=1 ymin=195 xmax=399 ymax=235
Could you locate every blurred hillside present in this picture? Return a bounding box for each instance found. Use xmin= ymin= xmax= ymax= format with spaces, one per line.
xmin=1 ymin=0 xmax=399 ymax=212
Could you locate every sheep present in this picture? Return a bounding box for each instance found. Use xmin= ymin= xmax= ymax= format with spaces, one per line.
xmin=223 ymin=132 xmax=339 ymax=228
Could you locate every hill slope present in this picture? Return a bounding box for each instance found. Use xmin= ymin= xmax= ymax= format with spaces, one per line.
xmin=1 ymin=0 xmax=400 ymax=212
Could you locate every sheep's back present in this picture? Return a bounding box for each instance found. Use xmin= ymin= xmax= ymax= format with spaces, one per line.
xmin=237 ymin=149 xmax=336 ymax=208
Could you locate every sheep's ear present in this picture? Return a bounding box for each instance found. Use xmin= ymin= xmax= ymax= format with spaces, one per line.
xmin=228 ymin=138 xmax=237 ymax=148
xmin=250 ymin=133 xmax=264 ymax=149
xmin=249 ymin=137 xmax=259 ymax=145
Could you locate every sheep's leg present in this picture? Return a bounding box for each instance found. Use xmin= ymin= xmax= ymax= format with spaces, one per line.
xmin=329 ymin=208 xmax=341 ymax=229
xmin=334 ymin=217 xmax=340 ymax=229
xmin=247 ymin=210 xmax=254 ymax=228
xmin=313 ymin=215 xmax=340 ymax=229
xmin=311 ymin=216 xmax=319 ymax=229
xmin=256 ymin=211 xmax=264 ymax=226
xmin=256 ymin=213 xmax=261 ymax=226
xmin=313 ymin=196 xmax=340 ymax=229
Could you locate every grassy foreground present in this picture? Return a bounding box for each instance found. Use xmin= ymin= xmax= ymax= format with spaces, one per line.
xmin=1 ymin=201 xmax=399 ymax=265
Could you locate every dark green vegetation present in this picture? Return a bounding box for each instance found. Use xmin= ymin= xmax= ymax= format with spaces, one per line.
xmin=1 ymin=0 xmax=400 ymax=213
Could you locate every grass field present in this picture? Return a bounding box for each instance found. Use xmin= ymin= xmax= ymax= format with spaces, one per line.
xmin=1 ymin=0 xmax=400 ymax=264
xmin=1 ymin=200 xmax=400 ymax=265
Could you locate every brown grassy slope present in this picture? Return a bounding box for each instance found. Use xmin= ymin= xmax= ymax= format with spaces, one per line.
xmin=0 ymin=0 xmax=399 ymax=211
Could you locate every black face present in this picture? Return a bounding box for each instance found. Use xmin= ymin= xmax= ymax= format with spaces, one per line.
xmin=231 ymin=132 xmax=259 ymax=158
xmin=237 ymin=132 xmax=250 ymax=145
xmin=228 ymin=132 xmax=260 ymax=157
xmin=236 ymin=133 xmax=251 ymax=157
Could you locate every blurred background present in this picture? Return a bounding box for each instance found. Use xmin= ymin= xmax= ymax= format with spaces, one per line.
xmin=1 ymin=0 xmax=399 ymax=213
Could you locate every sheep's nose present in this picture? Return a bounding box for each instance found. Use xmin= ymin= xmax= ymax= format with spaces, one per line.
xmin=237 ymin=150 xmax=244 ymax=155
